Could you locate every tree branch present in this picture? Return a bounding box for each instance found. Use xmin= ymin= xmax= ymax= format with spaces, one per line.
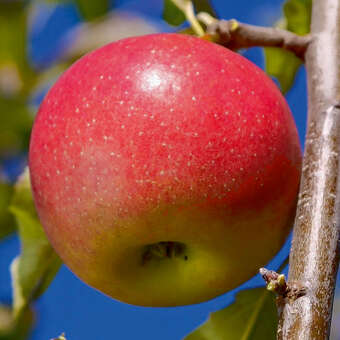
xmin=206 ymin=19 xmax=310 ymax=60
xmin=278 ymin=0 xmax=340 ymax=338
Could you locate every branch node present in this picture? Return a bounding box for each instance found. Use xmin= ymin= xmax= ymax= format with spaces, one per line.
xmin=286 ymin=282 xmax=307 ymax=302
xmin=259 ymin=268 xmax=307 ymax=301
xmin=206 ymin=20 xmax=232 ymax=45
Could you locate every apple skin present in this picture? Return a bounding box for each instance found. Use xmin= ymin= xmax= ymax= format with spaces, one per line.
xmin=29 ymin=33 xmax=301 ymax=306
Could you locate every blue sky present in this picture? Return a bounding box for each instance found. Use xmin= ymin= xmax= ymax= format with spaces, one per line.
xmin=0 ymin=0 xmax=325 ymax=339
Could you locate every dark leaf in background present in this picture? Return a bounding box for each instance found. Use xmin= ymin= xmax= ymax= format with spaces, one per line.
xmin=163 ymin=0 xmax=186 ymax=26
xmin=0 ymin=181 xmax=16 ymax=241
xmin=0 ymin=97 xmax=32 ymax=157
xmin=0 ymin=2 xmax=35 ymax=161
xmin=192 ymin=0 xmax=215 ymax=18
xmin=74 ymin=0 xmax=110 ymax=21
xmin=163 ymin=0 xmax=215 ymax=27
xmin=9 ymin=169 xmax=62 ymax=319
xmin=185 ymin=288 xmax=278 ymax=340
xmin=0 ymin=2 xmax=36 ymax=96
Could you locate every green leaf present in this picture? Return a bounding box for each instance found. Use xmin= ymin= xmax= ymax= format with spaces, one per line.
xmin=185 ymin=288 xmax=278 ymax=340
xmin=264 ymin=48 xmax=302 ymax=94
xmin=0 ymin=96 xmax=33 ymax=155
xmin=74 ymin=0 xmax=110 ymax=21
xmin=0 ymin=181 xmax=16 ymax=241
xmin=0 ymin=2 xmax=36 ymax=96
xmin=163 ymin=0 xmax=186 ymax=26
xmin=0 ymin=3 xmax=36 ymax=157
xmin=283 ymin=0 xmax=312 ymax=35
xmin=264 ymin=0 xmax=311 ymax=93
xmin=163 ymin=0 xmax=215 ymax=27
xmin=0 ymin=304 xmax=34 ymax=340
xmin=192 ymin=0 xmax=216 ymax=18
xmin=9 ymin=168 xmax=62 ymax=319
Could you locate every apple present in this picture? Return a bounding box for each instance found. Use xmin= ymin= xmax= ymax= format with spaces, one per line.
xmin=29 ymin=33 xmax=301 ymax=306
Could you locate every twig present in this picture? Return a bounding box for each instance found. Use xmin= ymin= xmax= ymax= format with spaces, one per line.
xmin=205 ymin=19 xmax=310 ymax=60
xmin=278 ymin=0 xmax=340 ymax=338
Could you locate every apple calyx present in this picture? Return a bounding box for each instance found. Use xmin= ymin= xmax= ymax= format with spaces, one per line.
xmin=142 ymin=241 xmax=188 ymax=264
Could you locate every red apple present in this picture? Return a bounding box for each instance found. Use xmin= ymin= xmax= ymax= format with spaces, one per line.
xmin=29 ymin=33 xmax=301 ymax=306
